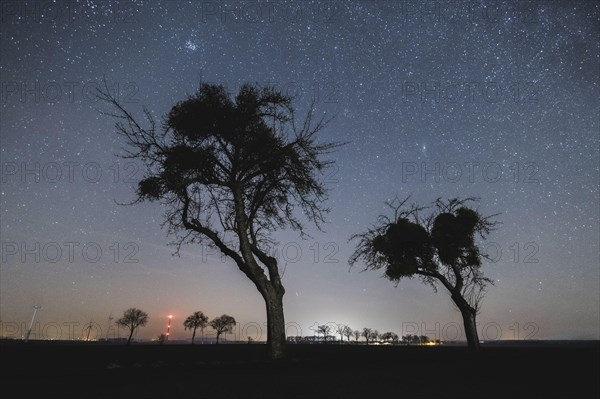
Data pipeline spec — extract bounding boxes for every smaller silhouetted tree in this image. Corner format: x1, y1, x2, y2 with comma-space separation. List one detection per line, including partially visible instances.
402, 334, 421, 345
115, 308, 149, 344
209, 314, 236, 344
353, 330, 361, 342
381, 332, 399, 344
342, 325, 353, 342
350, 197, 498, 351
335, 324, 347, 343
183, 311, 209, 344
369, 329, 380, 344
362, 328, 373, 345
317, 325, 331, 343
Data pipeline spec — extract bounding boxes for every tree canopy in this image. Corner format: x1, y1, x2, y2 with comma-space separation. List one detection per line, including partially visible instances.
115, 307, 149, 344
98, 81, 340, 360
350, 197, 498, 350
209, 314, 237, 343
183, 311, 209, 344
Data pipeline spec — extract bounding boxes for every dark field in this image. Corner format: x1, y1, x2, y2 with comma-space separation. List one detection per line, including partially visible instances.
1, 341, 598, 398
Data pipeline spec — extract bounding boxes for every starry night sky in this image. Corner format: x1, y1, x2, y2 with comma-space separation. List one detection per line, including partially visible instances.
1, 1, 598, 342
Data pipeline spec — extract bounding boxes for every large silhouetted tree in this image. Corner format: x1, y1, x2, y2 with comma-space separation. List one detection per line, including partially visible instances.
350, 197, 498, 351
183, 311, 209, 344
209, 314, 236, 343
115, 308, 149, 344
98, 82, 339, 360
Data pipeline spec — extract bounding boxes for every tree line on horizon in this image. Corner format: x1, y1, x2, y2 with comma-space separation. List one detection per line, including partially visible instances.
115, 308, 236, 345
98, 78, 500, 359
114, 307, 439, 346
289, 325, 440, 346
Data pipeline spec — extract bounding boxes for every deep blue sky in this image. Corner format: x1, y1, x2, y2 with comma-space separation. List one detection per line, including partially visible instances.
1, 1, 598, 342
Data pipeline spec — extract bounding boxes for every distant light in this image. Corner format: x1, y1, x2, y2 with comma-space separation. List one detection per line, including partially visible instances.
168, 315, 173, 319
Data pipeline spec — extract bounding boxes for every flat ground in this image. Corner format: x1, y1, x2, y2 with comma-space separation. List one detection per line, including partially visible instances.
1, 341, 598, 398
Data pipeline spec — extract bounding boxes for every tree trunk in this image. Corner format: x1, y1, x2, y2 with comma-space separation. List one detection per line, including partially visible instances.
231, 187, 287, 361
127, 329, 134, 345
191, 328, 196, 344
264, 291, 287, 360
216, 333, 220, 344
452, 294, 480, 351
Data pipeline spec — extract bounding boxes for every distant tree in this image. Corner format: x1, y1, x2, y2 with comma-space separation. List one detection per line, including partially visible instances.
157, 333, 167, 344
342, 325, 353, 342
402, 335, 411, 345
353, 330, 361, 342
183, 311, 209, 344
98, 81, 340, 360
350, 197, 498, 351
335, 324, 346, 343
362, 328, 373, 345
209, 314, 236, 344
317, 325, 331, 343
369, 329, 380, 344
115, 308, 149, 344
419, 335, 430, 344
381, 332, 399, 344
402, 334, 421, 345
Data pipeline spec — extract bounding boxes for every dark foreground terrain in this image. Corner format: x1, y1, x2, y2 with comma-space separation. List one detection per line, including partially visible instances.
1, 340, 598, 398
